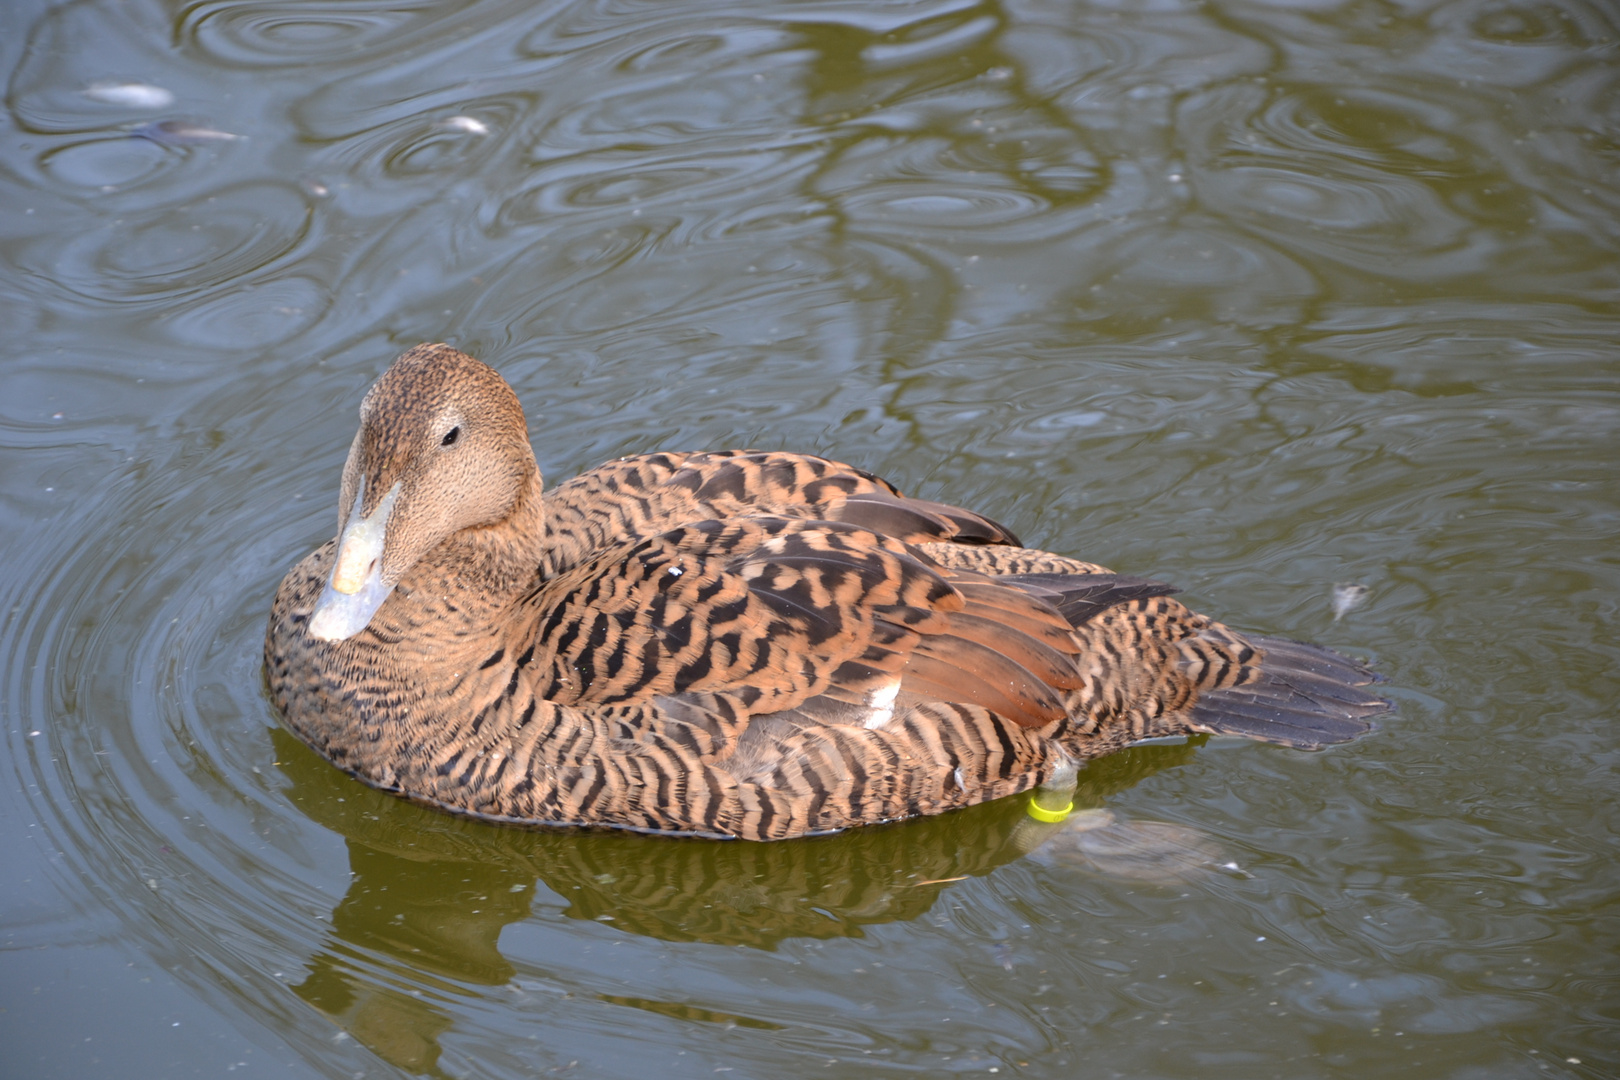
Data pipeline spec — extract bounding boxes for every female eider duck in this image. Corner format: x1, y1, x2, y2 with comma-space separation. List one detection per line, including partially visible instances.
267, 344, 1390, 840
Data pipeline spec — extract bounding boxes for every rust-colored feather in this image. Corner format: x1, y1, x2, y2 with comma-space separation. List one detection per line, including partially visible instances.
900, 639, 1069, 728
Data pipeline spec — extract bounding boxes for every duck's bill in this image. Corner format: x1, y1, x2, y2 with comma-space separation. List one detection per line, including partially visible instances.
308, 481, 401, 641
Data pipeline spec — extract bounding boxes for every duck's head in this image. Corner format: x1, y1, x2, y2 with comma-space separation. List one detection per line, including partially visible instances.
308, 344, 539, 642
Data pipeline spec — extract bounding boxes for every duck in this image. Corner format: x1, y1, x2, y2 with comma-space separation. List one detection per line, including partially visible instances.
266, 343, 1391, 840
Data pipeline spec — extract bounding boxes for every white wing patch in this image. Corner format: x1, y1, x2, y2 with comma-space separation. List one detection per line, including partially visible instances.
862, 680, 901, 729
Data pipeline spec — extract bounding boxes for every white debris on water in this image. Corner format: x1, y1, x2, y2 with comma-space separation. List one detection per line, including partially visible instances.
131, 120, 242, 145
84, 81, 174, 108
439, 115, 490, 134
1332, 582, 1370, 621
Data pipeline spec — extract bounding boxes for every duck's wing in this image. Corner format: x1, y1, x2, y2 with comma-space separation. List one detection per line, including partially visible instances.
516, 514, 1082, 733
540, 451, 1022, 577
464, 512, 1103, 837
908, 543, 1389, 751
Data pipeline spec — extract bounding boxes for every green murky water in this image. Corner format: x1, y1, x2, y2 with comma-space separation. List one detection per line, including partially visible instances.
2, 0, 1616, 1076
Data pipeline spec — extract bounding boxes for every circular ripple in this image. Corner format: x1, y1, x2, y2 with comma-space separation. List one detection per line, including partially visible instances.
38, 135, 180, 191
382, 122, 499, 178
820, 135, 1092, 244
1, 377, 355, 1063
1449, 0, 1607, 47
0, 363, 1213, 1071
1187, 85, 1485, 275
494, 147, 806, 232
19, 181, 310, 305
1255, 86, 1476, 178
162, 274, 327, 348
300, 99, 524, 196
178, 0, 427, 66
848, 184, 1046, 229
1202, 161, 1457, 243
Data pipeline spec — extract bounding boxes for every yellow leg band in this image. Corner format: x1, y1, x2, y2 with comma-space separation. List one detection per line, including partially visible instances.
1026, 797, 1074, 824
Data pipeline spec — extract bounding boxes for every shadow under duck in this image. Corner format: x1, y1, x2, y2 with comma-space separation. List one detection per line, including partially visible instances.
266, 344, 1391, 840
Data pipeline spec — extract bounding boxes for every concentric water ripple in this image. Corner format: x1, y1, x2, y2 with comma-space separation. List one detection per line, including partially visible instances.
2, 379, 346, 1062
307, 106, 519, 194
36, 135, 182, 192
0, 367, 1239, 1073
177, 0, 443, 67
494, 146, 813, 231
15, 181, 310, 306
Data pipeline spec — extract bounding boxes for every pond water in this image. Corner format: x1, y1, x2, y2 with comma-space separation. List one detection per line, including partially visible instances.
2, 0, 1616, 1076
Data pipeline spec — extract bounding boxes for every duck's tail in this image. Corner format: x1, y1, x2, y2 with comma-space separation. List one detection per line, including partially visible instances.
995, 569, 1393, 751
1184, 635, 1390, 749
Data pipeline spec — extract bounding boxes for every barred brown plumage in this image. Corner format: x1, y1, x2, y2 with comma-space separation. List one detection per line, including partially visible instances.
266, 343, 1393, 840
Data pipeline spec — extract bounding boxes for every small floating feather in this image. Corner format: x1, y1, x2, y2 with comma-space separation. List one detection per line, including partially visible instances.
131, 120, 243, 146
84, 81, 174, 109
1332, 583, 1370, 621
438, 115, 490, 135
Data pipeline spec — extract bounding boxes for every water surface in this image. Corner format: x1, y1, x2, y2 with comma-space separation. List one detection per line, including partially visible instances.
2, 0, 1617, 1077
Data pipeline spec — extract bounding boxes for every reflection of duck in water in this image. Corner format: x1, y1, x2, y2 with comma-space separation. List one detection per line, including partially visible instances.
277, 723, 1223, 1073
278, 718, 1244, 1075
273, 726, 1211, 953
267, 344, 1390, 840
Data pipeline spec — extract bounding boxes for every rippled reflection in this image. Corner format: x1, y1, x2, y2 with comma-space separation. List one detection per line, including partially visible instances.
275, 727, 1212, 1070
38, 135, 179, 190
178, 0, 447, 67
15, 180, 309, 308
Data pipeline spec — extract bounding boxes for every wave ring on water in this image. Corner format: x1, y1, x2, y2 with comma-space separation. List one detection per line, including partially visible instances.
177, 0, 428, 67
15, 180, 313, 306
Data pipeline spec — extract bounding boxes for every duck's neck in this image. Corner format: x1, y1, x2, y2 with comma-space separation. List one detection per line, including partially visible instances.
408, 470, 548, 617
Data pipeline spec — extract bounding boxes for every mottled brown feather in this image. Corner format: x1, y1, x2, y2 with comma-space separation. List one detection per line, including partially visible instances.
266, 345, 1393, 840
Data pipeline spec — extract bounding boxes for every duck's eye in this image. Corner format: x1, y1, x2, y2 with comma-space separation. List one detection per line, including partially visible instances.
441, 426, 461, 447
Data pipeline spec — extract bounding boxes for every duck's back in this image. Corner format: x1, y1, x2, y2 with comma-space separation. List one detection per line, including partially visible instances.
537, 449, 1026, 575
